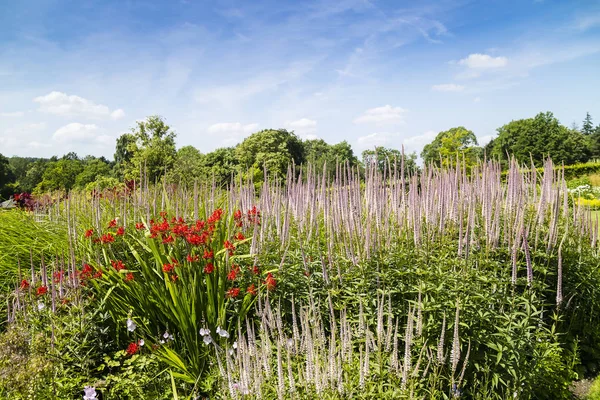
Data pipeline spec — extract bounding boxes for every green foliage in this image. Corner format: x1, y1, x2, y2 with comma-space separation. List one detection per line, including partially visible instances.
304, 139, 358, 177
75, 158, 112, 189
165, 146, 205, 188
489, 112, 591, 167
362, 146, 419, 176
0, 153, 16, 200
235, 129, 305, 180
122, 116, 177, 183
35, 154, 84, 193
199, 147, 239, 186
421, 126, 482, 168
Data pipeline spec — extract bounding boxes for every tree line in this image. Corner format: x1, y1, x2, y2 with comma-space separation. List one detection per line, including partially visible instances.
1, 111, 599, 199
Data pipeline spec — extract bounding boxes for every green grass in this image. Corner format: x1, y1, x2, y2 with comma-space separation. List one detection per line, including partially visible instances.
587, 376, 600, 399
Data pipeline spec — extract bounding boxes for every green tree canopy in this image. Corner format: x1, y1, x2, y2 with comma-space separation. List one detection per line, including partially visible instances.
165, 145, 205, 188
200, 147, 239, 186
362, 147, 418, 177
121, 116, 177, 182
75, 158, 112, 189
0, 153, 16, 200
36, 154, 84, 193
421, 127, 481, 168
488, 112, 591, 166
303, 139, 358, 176
235, 129, 305, 180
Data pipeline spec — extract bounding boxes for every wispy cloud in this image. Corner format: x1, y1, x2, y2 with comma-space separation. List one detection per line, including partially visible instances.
34, 91, 125, 120
53, 122, 100, 142
0, 111, 25, 117
353, 105, 406, 124
432, 83, 465, 92
458, 53, 508, 69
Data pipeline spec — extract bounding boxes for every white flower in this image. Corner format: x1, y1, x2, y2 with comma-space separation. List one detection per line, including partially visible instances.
228, 348, 234, 356
233, 341, 238, 349
138, 339, 145, 346
37, 302, 45, 311
83, 386, 97, 400
203, 334, 213, 345
126, 318, 136, 332
199, 328, 210, 336
159, 339, 165, 344
169, 334, 174, 341
163, 331, 170, 339
216, 326, 229, 338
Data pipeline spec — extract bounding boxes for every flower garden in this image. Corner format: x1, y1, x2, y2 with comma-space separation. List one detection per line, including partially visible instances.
1, 158, 600, 399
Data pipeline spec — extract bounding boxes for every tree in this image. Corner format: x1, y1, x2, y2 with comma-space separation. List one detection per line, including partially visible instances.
122, 116, 177, 183
200, 147, 239, 186
303, 139, 358, 177
0, 153, 16, 200
75, 158, 112, 189
165, 146, 205, 188
489, 112, 591, 166
361, 147, 418, 177
421, 127, 481, 168
582, 112, 594, 136
36, 154, 84, 192
114, 133, 136, 179
235, 129, 305, 180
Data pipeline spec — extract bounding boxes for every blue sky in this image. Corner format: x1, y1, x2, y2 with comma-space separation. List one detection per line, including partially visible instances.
1, 0, 599, 160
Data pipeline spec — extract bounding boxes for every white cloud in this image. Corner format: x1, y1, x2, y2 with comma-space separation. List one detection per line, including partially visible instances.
1, 111, 25, 117
207, 122, 260, 145
110, 109, 126, 120
286, 118, 317, 138
353, 105, 406, 124
477, 134, 494, 146
431, 83, 465, 92
402, 130, 438, 154
356, 132, 399, 150
458, 54, 508, 69
95, 135, 115, 146
34, 91, 124, 120
27, 141, 51, 148
53, 123, 99, 142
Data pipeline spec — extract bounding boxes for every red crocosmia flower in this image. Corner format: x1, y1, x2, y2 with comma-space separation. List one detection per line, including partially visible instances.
19, 279, 30, 290
84, 229, 94, 238
226, 287, 240, 298
135, 222, 145, 230
265, 273, 277, 291
234, 232, 245, 241
171, 274, 179, 282
227, 265, 240, 281
234, 209, 242, 220
108, 219, 117, 228
162, 263, 174, 273
207, 208, 223, 225
224, 240, 235, 255
162, 235, 174, 244
53, 270, 64, 283
79, 264, 93, 280
100, 234, 115, 244
93, 270, 103, 279
111, 260, 126, 272
160, 211, 167, 219
203, 263, 214, 274
251, 265, 260, 275
149, 232, 158, 239
186, 233, 204, 246
126, 342, 140, 356
186, 254, 199, 262
116, 226, 125, 236
36, 286, 48, 296
247, 284, 257, 296
203, 249, 213, 259
125, 273, 134, 281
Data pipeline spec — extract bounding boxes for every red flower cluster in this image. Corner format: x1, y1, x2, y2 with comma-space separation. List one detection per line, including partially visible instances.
135, 222, 145, 230
234, 232, 245, 241
85, 229, 94, 238
19, 279, 30, 290
224, 240, 235, 256
251, 265, 260, 275
125, 272, 135, 282
108, 219, 117, 228
186, 254, 199, 262
126, 342, 140, 356
265, 273, 277, 291
111, 260, 126, 271
116, 226, 125, 236
227, 265, 240, 281
79, 264, 93, 280
247, 284, 257, 296
53, 270, 65, 283
162, 263, 175, 273
203, 263, 214, 274
226, 287, 240, 298
203, 250, 213, 259
100, 233, 115, 244
36, 286, 48, 296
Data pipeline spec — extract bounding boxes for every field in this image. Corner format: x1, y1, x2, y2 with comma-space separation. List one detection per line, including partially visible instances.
1, 158, 600, 399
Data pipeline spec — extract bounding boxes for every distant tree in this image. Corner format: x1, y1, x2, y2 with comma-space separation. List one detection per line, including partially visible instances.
582, 112, 594, 135
165, 145, 205, 187
75, 158, 112, 189
20, 159, 49, 193
235, 129, 305, 180
0, 153, 16, 200
36, 155, 84, 192
200, 147, 239, 186
114, 133, 136, 179
362, 147, 418, 177
303, 139, 358, 176
489, 112, 591, 166
421, 127, 481, 169
122, 116, 177, 183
